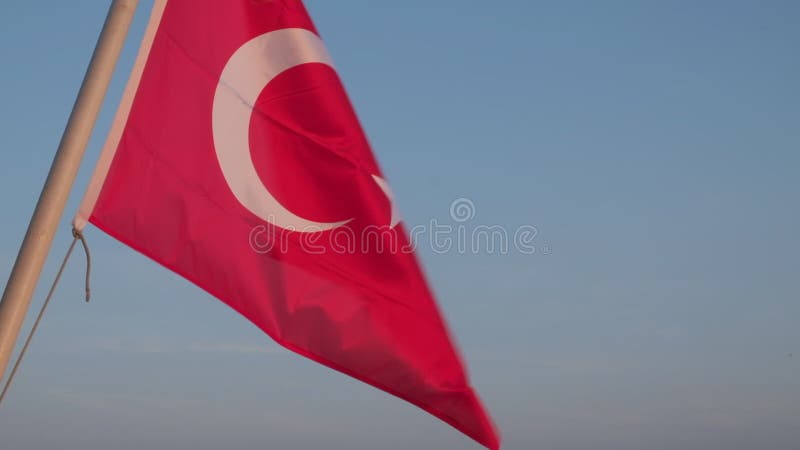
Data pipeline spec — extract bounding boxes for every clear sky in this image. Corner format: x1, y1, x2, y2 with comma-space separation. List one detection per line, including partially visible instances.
0, 1, 798, 449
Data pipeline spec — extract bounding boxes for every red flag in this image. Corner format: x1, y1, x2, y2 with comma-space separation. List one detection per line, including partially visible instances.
75, 1, 499, 448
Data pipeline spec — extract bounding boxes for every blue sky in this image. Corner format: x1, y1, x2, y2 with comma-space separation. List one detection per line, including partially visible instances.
0, 1, 798, 449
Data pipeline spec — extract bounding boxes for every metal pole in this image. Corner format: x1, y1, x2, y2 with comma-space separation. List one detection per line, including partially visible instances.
0, 0, 139, 383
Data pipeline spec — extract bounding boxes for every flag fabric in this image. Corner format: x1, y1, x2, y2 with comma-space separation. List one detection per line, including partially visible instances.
74, 1, 499, 448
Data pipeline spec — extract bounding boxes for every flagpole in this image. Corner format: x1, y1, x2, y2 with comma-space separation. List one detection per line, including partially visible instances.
0, 0, 139, 384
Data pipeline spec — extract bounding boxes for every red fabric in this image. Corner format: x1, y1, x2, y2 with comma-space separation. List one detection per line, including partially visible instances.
87, 1, 498, 448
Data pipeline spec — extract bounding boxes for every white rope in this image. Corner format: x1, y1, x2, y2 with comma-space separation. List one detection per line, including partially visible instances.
0, 228, 91, 406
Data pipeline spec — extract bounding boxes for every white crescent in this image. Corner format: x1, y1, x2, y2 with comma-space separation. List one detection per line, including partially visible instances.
212, 28, 366, 231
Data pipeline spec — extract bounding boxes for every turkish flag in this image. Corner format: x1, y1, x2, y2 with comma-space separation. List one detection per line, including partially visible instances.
74, 1, 499, 448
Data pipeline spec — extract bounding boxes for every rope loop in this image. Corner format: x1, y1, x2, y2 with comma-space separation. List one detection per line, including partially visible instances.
72, 228, 92, 302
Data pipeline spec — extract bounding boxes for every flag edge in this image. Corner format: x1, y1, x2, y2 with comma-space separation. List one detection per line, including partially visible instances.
73, 0, 169, 231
